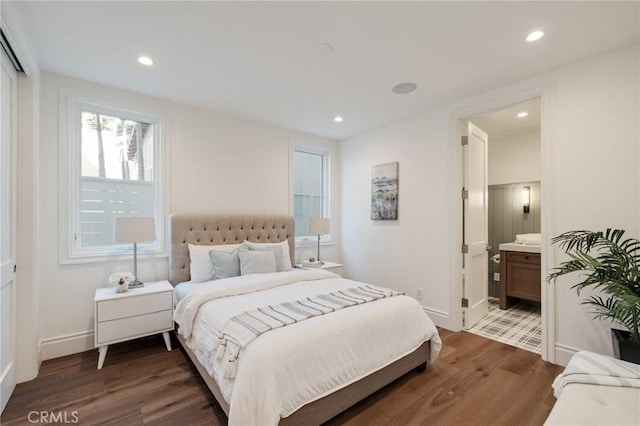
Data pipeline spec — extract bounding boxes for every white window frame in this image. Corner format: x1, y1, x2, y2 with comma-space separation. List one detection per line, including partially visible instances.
59, 88, 168, 264
290, 141, 333, 246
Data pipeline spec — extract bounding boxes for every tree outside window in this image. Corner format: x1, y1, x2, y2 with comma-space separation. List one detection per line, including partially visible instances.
79, 111, 155, 248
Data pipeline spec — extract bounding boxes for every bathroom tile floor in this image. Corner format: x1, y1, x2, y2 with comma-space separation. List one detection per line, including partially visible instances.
467, 297, 542, 354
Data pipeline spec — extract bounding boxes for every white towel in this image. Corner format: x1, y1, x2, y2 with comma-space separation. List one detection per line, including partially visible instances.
515, 233, 541, 245
552, 351, 640, 398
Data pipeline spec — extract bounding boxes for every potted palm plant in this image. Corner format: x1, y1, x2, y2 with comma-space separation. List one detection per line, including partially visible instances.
549, 229, 640, 364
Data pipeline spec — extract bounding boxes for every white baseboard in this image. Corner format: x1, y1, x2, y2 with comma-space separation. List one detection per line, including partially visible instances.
554, 343, 581, 367
40, 331, 94, 361
423, 306, 450, 329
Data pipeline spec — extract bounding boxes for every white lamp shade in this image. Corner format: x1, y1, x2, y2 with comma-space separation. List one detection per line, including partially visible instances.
308, 218, 330, 235
522, 186, 531, 205
115, 217, 156, 244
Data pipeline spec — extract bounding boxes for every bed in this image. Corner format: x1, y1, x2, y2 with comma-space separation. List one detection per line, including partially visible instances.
169, 214, 441, 425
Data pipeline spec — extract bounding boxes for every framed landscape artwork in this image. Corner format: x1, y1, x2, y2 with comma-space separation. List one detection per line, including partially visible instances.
371, 161, 398, 220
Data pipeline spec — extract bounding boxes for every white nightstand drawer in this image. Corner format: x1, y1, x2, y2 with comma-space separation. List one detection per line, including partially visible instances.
296, 261, 343, 277
98, 291, 172, 322
97, 309, 173, 345
94, 281, 174, 369
325, 266, 343, 276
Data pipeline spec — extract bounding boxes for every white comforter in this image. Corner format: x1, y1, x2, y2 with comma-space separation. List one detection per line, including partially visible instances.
174, 269, 441, 426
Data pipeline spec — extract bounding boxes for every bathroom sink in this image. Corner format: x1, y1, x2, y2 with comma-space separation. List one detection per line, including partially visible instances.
499, 242, 541, 253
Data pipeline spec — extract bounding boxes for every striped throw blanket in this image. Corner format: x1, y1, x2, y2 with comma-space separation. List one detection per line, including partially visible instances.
213, 284, 402, 378
552, 350, 640, 397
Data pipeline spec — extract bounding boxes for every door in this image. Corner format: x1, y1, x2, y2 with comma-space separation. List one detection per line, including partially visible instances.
0, 49, 17, 413
462, 121, 489, 329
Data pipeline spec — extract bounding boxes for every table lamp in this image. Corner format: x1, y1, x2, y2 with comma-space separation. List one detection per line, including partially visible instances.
115, 217, 156, 288
308, 218, 330, 264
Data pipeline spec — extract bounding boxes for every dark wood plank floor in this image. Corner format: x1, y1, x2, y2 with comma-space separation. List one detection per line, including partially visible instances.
1, 329, 563, 425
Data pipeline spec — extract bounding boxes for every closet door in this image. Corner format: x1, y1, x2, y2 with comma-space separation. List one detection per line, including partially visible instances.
0, 48, 17, 413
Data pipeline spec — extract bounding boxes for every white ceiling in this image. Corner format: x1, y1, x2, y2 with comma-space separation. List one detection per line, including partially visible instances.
471, 98, 541, 136
6, 1, 639, 140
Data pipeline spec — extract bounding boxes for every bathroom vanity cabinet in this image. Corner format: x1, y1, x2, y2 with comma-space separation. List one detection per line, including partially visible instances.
499, 249, 541, 309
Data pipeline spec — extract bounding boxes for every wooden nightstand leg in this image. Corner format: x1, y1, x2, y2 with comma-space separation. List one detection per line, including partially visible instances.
162, 332, 172, 351
97, 346, 108, 370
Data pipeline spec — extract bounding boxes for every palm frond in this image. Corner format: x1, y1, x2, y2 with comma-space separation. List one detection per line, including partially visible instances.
550, 228, 640, 342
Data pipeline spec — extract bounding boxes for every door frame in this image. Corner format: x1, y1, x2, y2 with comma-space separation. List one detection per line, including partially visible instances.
0, 47, 18, 413
449, 83, 555, 363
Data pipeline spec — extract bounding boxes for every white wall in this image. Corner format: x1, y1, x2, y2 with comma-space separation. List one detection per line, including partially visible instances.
488, 128, 541, 185
340, 108, 453, 325
549, 45, 638, 363
19, 71, 340, 365
340, 45, 639, 364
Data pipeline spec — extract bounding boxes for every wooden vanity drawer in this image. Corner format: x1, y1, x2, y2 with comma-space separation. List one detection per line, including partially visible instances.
506, 252, 540, 264
500, 250, 542, 309
506, 263, 541, 302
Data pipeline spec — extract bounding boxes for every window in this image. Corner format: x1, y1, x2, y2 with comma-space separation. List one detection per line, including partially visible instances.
62, 91, 165, 262
292, 147, 330, 239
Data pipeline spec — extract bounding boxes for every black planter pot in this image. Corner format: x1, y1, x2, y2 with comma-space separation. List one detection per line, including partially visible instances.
611, 329, 640, 364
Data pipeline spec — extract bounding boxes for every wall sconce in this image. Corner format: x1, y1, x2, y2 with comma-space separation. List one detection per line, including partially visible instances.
522, 186, 530, 213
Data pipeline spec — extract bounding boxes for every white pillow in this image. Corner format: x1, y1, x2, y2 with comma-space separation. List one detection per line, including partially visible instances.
188, 242, 245, 283
239, 250, 277, 275
248, 245, 291, 272
245, 240, 293, 271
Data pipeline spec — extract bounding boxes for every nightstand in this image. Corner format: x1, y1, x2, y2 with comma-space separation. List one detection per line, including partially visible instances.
94, 280, 174, 369
296, 261, 343, 277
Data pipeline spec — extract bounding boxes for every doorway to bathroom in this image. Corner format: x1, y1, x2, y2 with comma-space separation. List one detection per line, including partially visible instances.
462, 98, 543, 354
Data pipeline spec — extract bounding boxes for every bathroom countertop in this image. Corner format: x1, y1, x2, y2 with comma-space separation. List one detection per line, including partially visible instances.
499, 242, 541, 253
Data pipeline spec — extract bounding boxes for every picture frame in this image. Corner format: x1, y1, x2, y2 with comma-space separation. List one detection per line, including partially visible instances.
371, 161, 399, 220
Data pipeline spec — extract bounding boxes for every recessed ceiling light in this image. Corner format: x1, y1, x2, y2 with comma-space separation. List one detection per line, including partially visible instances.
334, 116, 343, 123
526, 31, 544, 42
138, 56, 153, 66
517, 111, 529, 118
315, 43, 333, 55
392, 82, 417, 94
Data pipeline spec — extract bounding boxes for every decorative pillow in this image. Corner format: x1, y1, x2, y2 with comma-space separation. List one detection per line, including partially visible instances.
238, 250, 277, 276
247, 244, 291, 272
209, 244, 247, 280
245, 240, 293, 271
188, 242, 245, 282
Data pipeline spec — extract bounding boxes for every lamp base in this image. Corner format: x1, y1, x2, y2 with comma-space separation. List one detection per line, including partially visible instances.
128, 278, 144, 289
316, 234, 323, 267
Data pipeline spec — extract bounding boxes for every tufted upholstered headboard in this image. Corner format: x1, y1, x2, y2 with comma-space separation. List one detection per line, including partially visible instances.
168, 214, 295, 286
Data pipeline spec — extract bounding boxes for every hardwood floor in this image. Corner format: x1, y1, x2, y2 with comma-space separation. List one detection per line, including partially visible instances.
1, 329, 563, 425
